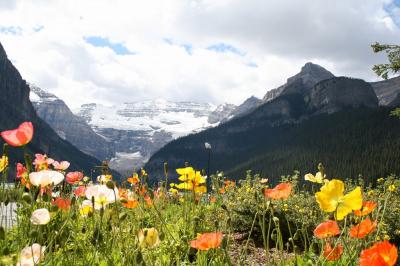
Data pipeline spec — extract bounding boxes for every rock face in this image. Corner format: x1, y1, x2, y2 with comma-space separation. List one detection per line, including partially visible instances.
30, 85, 114, 160
370, 76, 400, 106
307, 77, 379, 114
0, 42, 102, 178
144, 63, 380, 181
262, 62, 335, 102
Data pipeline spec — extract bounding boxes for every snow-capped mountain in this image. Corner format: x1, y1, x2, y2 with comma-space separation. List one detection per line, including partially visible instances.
73, 99, 233, 174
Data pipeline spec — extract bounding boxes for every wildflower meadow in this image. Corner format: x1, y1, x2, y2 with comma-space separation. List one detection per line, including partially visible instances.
0, 121, 399, 265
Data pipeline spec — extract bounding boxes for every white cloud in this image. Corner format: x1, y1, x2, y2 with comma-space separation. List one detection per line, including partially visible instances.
0, 0, 398, 109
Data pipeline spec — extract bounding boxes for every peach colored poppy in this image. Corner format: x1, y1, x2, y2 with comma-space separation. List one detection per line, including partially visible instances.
350, 218, 376, 239
74, 186, 86, 197
359, 240, 398, 266
264, 183, 292, 200
354, 201, 377, 216
1, 122, 33, 147
66, 171, 84, 185
190, 232, 223, 251
314, 220, 340, 239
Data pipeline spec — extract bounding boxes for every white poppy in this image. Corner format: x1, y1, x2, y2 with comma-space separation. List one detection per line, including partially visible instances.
17, 243, 45, 266
29, 170, 64, 187
85, 184, 119, 209
30, 208, 51, 225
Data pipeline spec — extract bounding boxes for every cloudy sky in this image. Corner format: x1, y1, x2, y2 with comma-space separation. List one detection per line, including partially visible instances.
0, 0, 399, 109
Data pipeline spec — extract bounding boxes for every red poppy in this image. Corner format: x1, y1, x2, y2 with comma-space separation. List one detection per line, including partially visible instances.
16, 163, 30, 189
360, 240, 398, 266
1, 122, 33, 147
52, 197, 71, 211
350, 218, 376, 239
74, 186, 86, 197
323, 243, 343, 261
190, 232, 223, 251
354, 201, 377, 216
66, 171, 84, 185
264, 183, 292, 200
123, 199, 139, 209
314, 220, 340, 239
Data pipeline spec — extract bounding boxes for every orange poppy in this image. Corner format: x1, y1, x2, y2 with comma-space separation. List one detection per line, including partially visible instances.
1, 122, 34, 147
323, 243, 343, 261
354, 201, 377, 216
52, 197, 71, 211
314, 220, 340, 239
139, 186, 147, 196
350, 218, 376, 238
127, 174, 139, 185
190, 232, 223, 251
218, 187, 226, 194
224, 180, 235, 188
359, 240, 398, 266
210, 196, 217, 203
144, 195, 152, 207
264, 183, 292, 200
123, 199, 139, 209
118, 188, 128, 199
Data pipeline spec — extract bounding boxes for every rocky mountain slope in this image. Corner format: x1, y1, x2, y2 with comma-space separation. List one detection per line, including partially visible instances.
0, 42, 103, 179
262, 62, 335, 102
144, 63, 390, 183
371, 76, 400, 106
30, 85, 114, 160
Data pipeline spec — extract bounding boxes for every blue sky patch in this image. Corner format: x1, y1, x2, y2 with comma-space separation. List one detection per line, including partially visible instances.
384, 1, 400, 27
84, 36, 135, 55
0, 26, 22, 35
33, 25, 44, 32
207, 43, 245, 56
163, 38, 193, 55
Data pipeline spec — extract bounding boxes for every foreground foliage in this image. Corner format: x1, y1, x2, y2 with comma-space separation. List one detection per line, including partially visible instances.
0, 122, 399, 265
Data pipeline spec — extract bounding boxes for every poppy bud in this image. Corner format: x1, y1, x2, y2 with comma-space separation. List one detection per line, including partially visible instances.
22, 193, 32, 203
106, 181, 115, 190
163, 162, 168, 177
0, 227, 4, 240
119, 212, 128, 221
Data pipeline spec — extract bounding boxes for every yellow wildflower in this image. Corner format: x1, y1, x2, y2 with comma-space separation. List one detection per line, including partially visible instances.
388, 184, 396, 192
138, 228, 160, 248
315, 179, 362, 220
169, 188, 178, 194
377, 177, 385, 183
304, 172, 325, 183
0, 155, 8, 172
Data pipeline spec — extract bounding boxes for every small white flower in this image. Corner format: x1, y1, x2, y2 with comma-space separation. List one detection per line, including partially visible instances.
30, 208, 50, 225
205, 142, 212, 149
29, 170, 64, 187
18, 243, 45, 266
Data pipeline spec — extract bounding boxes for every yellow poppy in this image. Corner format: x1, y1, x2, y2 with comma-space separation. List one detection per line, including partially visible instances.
0, 155, 8, 172
177, 167, 195, 181
304, 172, 324, 183
138, 228, 160, 248
315, 179, 362, 220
